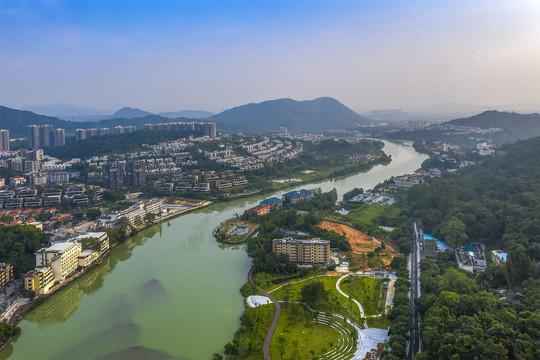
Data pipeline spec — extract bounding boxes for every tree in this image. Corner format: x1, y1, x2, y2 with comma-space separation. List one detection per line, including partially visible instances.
436, 217, 468, 247
144, 212, 156, 224
117, 217, 130, 233
507, 246, 531, 284
86, 208, 102, 221
301, 282, 329, 309
278, 336, 287, 358
212, 354, 223, 360
80, 236, 101, 252
27, 290, 36, 301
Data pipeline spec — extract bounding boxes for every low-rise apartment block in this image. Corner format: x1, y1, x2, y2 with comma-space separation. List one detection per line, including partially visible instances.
456, 243, 486, 273
75, 232, 110, 255
0, 263, 13, 290
35, 242, 82, 281
272, 237, 331, 266
24, 266, 54, 294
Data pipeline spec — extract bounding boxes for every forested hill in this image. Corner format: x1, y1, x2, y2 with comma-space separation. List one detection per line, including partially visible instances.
447, 110, 540, 141
210, 97, 374, 132
406, 135, 540, 360
46, 129, 196, 160
407, 134, 540, 262
0, 106, 70, 137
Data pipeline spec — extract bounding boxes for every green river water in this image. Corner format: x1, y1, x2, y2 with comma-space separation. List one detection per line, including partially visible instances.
0, 141, 427, 360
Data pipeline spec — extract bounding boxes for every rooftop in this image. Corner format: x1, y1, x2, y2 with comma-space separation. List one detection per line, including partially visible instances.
76, 232, 107, 240
47, 242, 77, 252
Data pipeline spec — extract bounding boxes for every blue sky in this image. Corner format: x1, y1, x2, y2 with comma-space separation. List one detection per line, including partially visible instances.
1, 0, 540, 113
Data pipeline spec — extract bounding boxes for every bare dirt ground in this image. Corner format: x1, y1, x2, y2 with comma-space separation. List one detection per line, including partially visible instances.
316, 220, 400, 263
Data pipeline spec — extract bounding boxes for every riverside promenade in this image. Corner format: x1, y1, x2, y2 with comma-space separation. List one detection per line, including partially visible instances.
248, 267, 281, 360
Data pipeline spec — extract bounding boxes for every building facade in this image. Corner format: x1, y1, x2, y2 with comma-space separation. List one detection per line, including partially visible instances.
272, 238, 331, 265
35, 242, 82, 281
0, 130, 10, 151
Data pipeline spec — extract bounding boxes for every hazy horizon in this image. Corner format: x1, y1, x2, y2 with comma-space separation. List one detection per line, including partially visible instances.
1, 0, 540, 114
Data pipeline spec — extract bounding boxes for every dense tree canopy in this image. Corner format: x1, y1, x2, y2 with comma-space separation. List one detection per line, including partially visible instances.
0, 226, 50, 275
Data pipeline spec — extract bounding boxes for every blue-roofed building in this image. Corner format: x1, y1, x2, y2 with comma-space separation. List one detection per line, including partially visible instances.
424, 234, 453, 251
260, 197, 283, 209
282, 189, 314, 204
491, 250, 507, 265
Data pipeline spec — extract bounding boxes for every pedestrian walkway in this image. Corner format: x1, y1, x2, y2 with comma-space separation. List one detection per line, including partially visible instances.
336, 274, 368, 328
248, 267, 281, 360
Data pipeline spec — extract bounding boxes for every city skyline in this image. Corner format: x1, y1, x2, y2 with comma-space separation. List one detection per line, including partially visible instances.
1, 0, 540, 113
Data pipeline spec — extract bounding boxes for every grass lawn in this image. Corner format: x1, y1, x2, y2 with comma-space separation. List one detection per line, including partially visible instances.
268, 276, 363, 324
347, 203, 400, 222
270, 303, 342, 359
340, 276, 386, 316
367, 315, 391, 329
230, 303, 275, 360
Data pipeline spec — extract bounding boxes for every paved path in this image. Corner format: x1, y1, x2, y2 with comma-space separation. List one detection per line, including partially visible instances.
248, 267, 281, 360
336, 274, 368, 328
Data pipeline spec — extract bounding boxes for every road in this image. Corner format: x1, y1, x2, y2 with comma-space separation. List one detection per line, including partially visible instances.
409, 220, 421, 359
248, 267, 281, 360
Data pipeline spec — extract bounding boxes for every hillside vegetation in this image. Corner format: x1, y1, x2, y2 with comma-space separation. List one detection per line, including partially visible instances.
211, 97, 374, 132
402, 136, 540, 360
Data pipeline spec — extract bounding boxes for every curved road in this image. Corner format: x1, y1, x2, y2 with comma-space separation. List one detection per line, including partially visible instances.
248, 267, 281, 360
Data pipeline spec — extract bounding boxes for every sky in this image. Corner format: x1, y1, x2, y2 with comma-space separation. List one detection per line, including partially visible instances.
1, 0, 540, 114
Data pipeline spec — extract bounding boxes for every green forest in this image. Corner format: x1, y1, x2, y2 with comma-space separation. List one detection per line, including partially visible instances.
402, 135, 540, 359
0, 226, 50, 276
46, 129, 198, 160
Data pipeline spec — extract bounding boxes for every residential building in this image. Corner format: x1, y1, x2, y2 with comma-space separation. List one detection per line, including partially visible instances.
28, 125, 40, 148
26, 149, 44, 162
492, 250, 507, 265
0, 130, 9, 151
24, 266, 54, 294
422, 238, 438, 261
35, 242, 82, 281
39, 124, 52, 147
260, 197, 283, 209
46, 172, 70, 183
455, 243, 487, 273
272, 238, 331, 265
76, 129, 87, 141
103, 162, 125, 189
193, 182, 210, 192
246, 204, 272, 216
75, 232, 109, 255
52, 128, 66, 146
9, 176, 26, 187
282, 189, 314, 204
126, 160, 146, 187
0, 263, 13, 290
78, 250, 99, 268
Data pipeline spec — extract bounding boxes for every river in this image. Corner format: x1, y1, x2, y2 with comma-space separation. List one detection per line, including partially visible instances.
0, 141, 427, 360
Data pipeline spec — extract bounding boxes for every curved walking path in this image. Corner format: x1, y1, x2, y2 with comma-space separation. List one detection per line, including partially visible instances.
248, 267, 281, 360
336, 274, 368, 329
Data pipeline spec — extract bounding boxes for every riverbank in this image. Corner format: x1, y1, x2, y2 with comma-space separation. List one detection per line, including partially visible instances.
1, 199, 214, 348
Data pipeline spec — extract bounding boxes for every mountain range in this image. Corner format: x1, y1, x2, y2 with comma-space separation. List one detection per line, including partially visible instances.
446, 110, 540, 141
1, 97, 373, 137
21, 104, 215, 122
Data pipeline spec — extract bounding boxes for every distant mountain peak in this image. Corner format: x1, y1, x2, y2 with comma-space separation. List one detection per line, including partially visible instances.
210, 97, 374, 133
109, 107, 154, 119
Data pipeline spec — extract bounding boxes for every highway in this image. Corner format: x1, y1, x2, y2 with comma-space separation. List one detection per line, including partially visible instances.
409, 220, 420, 359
